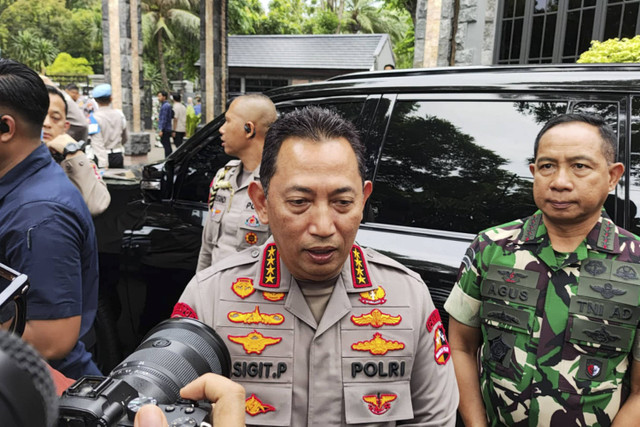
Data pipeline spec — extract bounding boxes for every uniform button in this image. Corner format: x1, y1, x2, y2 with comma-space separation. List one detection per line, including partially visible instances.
251, 250, 260, 258
79, 161, 84, 166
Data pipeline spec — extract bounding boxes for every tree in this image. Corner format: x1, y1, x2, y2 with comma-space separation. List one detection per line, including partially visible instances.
142, 0, 200, 90
6, 29, 58, 73
578, 36, 640, 63
0, 0, 71, 51
228, 0, 265, 35
47, 52, 94, 75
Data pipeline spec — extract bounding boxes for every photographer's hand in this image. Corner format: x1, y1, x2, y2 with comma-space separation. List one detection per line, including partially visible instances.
133, 373, 246, 427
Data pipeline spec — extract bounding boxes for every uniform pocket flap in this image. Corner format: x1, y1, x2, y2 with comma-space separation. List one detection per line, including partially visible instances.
344, 382, 413, 424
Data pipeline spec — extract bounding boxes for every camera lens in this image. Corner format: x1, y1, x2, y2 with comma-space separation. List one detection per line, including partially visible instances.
109, 317, 231, 403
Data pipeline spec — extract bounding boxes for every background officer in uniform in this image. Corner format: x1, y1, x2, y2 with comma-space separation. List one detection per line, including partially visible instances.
91, 83, 128, 169
446, 113, 640, 426
196, 94, 277, 272
173, 106, 459, 426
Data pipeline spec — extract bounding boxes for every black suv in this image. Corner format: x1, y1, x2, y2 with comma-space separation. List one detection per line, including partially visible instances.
117, 64, 640, 353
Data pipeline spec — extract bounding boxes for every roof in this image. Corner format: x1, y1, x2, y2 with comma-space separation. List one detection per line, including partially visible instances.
228, 34, 390, 71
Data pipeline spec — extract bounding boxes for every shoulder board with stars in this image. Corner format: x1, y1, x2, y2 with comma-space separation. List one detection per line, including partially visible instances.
260, 243, 281, 288
350, 245, 372, 288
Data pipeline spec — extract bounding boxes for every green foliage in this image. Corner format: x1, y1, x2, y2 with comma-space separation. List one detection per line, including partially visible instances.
5, 29, 58, 73
47, 52, 93, 75
228, 0, 265, 35
304, 9, 340, 34
577, 36, 640, 63
260, 0, 306, 34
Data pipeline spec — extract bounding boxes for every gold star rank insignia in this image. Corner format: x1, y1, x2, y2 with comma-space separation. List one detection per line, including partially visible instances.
228, 330, 282, 354
351, 309, 402, 328
245, 394, 276, 416
350, 245, 372, 288
260, 243, 281, 288
227, 306, 285, 325
351, 332, 405, 355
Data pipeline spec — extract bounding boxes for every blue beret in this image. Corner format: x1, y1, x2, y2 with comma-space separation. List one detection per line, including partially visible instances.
92, 83, 112, 98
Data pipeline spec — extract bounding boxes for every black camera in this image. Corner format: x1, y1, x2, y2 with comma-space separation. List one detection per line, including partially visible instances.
58, 317, 231, 427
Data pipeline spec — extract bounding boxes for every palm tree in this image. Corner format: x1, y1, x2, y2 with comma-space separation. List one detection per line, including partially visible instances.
7, 29, 58, 73
142, 0, 200, 90
344, 0, 407, 42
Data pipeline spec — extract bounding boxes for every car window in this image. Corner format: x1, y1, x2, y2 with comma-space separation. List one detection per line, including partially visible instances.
370, 100, 568, 234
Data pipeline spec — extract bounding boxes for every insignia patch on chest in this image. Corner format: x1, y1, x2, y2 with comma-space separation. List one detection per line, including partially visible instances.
228, 330, 282, 354
488, 334, 511, 363
584, 260, 607, 276
227, 306, 285, 325
590, 282, 626, 299
245, 231, 259, 245
351, 309, 401, 328
586, 359, 602, 378
497, 269, 528, 284
351, 332, 405, 355
359, 287, 387, 305
614, 265, 638, 281
362, 393, 397, 415
263, 291, 285, 302
260, 244, 280, 288
245, 394, 276, 416
231, 277, 255, 299
584, 326, 621, 344
433, 325, 451, 365
245, 215, 261, 227
426, 309, 442, 332
350, 245, 372, 288
170, 302, 198, 319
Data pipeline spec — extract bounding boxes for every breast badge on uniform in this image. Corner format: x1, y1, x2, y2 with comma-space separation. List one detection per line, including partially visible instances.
584, 260, 607, 277
228, 330, 282, 354
363, 393, 397, 415
245, 215, 261, 227
350, 245, 373, 288
227, 306, 285, 325
351, 309, 401, 328
260, 244, 281, 288
245, 232, 259, 245
359, 287, 387, 305
351, 332, 405, 355
263, 291, 285, 301
232, 277, 256, 299
590, 282, 627, 299
614, 265, 638, 281
586, 359, 602, 378
245, 394, 276, 416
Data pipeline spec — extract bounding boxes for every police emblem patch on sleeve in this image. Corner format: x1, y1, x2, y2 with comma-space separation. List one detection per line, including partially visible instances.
363, 393, 397, 415
245, 394, 276, 416
170, 302, 198, 319
433, 325, 451, 365
426, 309, 442, 332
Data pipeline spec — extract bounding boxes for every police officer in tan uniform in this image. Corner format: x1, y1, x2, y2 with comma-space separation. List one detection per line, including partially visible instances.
174, 107, 459, 426
197, 94, 277, 272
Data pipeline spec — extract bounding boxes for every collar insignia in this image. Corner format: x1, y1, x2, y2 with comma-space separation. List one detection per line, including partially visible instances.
260, 244, 280, 288
359, 286, 387, 305
228, 330, 282, 354
351, 309, 401, 328
245, 394, 276, 416
351, 332, 405, 355
245, 215, 261, 227
363, 393, 397, 415
350, 245, 372, 288
231, 278, 255, 299
263, 291, 285, 302
227, 306, 285, 325
497, 269, 527, 283
245, 231, 259, 245
433, 325, 451, 365
590, 282, 626, 299
584, 260, 607, 276
614, 265, 638, 281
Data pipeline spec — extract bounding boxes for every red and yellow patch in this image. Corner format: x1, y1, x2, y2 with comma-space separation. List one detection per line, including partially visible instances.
351, 309, 401, 328
227, 306, 285, 325
245, 231, 259, 245
363, 393, 397, 415
245, 394, 276, 416
434, 325, 451, 365
260, 244, 280, 288
350, 245, 372, 288
358, 286, 387, 305
263, 291, 285, 302
228, 330, 282, 354
351, 332, 405, 355
170, 302, 198, 319
426, 309, 441, 332
231, 277, 255, 299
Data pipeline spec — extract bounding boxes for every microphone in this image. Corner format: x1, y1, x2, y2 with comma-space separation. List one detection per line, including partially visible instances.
0, 330, 58, 427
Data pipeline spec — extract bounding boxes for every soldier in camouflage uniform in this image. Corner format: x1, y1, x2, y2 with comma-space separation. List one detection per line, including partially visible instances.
445, 113, 640, 426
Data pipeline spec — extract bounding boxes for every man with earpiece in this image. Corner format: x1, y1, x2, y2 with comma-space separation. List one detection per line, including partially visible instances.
194, 94, 277, 273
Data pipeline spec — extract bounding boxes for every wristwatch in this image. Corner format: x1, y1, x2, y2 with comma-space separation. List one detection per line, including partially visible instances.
62, 141, 83, 158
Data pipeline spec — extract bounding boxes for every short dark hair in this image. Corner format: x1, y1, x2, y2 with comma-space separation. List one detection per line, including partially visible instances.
94, 96, 110, 105
260, 106, 366, 196
172, 92, 181, 102
158, 90, 168, 98
65, 83, 79, 91
534, 113, 617, 163
0, 59, 48, 137
46, 85, 67, 117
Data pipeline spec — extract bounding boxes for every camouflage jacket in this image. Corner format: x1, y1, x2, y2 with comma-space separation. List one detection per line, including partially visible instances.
445, 209, 640, 427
